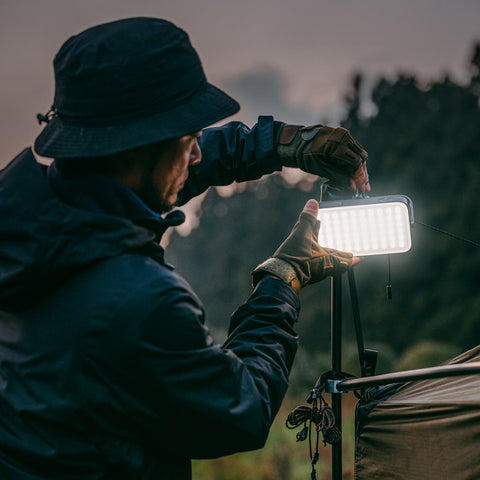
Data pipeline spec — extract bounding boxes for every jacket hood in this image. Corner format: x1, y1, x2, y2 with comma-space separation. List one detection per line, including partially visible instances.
0, 149, 182, 311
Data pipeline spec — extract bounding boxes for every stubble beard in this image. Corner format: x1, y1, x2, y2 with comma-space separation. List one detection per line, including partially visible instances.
138, 181, 173, 214
135, 153, 175, 215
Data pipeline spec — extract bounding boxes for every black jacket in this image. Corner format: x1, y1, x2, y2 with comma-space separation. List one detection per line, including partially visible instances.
0, 117, 300, 479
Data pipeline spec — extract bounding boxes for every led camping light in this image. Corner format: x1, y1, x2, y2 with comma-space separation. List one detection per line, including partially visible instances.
317, 195, 414, 256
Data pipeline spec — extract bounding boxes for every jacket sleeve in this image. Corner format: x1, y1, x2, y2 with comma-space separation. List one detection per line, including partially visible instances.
177, 116, 285, 205
131, 274, 299, 460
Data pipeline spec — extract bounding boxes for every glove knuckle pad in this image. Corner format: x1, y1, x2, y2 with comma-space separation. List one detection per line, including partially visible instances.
279, 125, 301, 145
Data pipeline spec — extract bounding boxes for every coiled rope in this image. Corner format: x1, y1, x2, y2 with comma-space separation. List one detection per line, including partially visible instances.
286, 391, 341, 479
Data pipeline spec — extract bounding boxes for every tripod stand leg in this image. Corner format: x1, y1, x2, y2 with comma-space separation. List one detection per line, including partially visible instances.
331, 275, 342, 480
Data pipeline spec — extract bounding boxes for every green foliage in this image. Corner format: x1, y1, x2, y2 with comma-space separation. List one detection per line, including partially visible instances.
340, 48, 480, 353
168, 45, 480, 355
394, 340, 462, 371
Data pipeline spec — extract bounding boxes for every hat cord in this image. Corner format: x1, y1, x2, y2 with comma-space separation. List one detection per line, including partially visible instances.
36, 107, 57, 125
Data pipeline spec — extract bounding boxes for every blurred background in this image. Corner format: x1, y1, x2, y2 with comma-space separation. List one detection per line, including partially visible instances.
2, 1, 479, 478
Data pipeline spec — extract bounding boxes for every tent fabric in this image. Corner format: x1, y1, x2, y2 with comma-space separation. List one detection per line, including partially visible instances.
355, 346, 480, 480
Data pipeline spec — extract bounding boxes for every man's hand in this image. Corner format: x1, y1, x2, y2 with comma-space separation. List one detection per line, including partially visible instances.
252, 200, 361, 294
277, 124, 370, 193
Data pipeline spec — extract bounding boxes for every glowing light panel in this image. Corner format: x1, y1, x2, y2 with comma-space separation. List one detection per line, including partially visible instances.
317, 196, 413, 256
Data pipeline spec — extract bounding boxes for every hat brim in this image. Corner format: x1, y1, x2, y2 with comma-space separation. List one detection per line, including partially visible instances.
34, 83, 240, 158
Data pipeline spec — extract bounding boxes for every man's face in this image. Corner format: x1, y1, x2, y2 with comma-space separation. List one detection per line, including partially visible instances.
139, 132, 202, 213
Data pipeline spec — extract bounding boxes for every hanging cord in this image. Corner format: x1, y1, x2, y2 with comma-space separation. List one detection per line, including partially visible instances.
415, 220, 480, 248
386, 220, 479, 299
286, 390, 341, 479
386, 255, 392, 300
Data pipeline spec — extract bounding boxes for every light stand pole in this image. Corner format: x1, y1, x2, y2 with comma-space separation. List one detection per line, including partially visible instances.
331, 275, 343, 480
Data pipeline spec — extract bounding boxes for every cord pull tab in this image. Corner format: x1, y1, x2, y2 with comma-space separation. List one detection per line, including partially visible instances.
36, 107, 56, 125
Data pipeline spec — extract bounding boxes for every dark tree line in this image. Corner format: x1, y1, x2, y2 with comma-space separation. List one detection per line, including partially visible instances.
167, 43, 480, 372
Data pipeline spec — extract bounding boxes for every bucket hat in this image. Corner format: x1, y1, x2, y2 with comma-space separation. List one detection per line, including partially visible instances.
34, 17, 240, 159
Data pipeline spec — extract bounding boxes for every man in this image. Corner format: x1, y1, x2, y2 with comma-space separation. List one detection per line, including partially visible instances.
0, 17, 367, 479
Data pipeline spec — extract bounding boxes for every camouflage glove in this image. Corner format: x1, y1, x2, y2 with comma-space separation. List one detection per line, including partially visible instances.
252, 200, 354, 293
277, 124, 368, 187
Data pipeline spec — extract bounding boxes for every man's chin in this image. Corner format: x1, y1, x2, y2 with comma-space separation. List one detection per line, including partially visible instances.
149, 199, 174, 215
137, 185, 175, 215
159, 204, 174, 214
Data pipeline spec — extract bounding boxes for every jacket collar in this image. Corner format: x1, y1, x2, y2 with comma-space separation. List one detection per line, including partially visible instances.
47, 159, 185, 240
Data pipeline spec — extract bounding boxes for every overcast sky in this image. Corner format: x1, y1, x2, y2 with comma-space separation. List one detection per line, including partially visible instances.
1, 0, 479, 164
